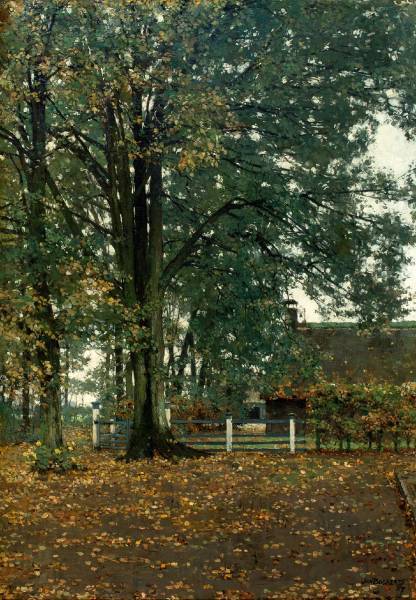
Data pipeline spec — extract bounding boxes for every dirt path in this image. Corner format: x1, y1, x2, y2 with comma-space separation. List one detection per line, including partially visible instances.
0, 441, 414, 599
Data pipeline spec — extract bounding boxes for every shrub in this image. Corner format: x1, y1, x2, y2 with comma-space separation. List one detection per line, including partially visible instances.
307, 382, 416, 450
170, 396, 224, 433
24, 441, 77, 472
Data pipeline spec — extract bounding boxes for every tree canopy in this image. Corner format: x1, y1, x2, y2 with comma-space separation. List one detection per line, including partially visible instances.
1, 0, 416, 457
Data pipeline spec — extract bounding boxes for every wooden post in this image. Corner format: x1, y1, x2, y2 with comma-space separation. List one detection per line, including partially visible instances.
226, 414, 233, 452
165, 400, 171, 428
289, 413, 295, 454
259, 404, 266, 420
110, 419, 116, 449
92, 401, 101, 449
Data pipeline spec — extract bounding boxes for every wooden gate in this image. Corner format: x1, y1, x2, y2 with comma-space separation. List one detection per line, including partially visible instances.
95, 419, 131, 450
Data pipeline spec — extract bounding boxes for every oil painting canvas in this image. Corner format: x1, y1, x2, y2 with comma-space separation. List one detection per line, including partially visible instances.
1, 1, 416, 598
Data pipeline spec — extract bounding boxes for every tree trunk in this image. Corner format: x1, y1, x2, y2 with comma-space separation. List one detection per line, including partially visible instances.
27, 63, 63, 450
125, 357, 133, 408
175, 311, 197, 395
37, 333, 62, 449
114, 336, 124, 409
22, 349, 31, 432
126, 161, 171, 458
63, 342, 70, 407
198, 356, 208, 390
166, 342, 175, 398
98, 92, 204, 460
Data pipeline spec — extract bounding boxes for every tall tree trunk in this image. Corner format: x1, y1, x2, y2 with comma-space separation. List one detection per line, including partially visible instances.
63, 342, 70, 407
127, 160, 171, 458
125, 358, 133, 407
166, 343, 175, 398
22, 349, 31, 432
115, 344, 124, 409
175, 311, 198, 395
198, 356, 208, 391
100, 92, 203, 459
27, 62, 62, 450
37, 331, 62, 449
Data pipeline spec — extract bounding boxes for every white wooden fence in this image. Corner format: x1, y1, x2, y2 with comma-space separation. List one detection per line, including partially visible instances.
91, 401, 304, 453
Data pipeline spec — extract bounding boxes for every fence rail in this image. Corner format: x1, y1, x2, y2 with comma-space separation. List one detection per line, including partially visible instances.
91, 402, 304, 453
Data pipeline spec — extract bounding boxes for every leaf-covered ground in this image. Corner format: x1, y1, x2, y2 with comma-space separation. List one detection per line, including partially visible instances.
0, 433, 415, 599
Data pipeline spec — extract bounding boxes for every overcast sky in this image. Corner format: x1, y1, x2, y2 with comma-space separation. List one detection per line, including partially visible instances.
295, 122, 416, 322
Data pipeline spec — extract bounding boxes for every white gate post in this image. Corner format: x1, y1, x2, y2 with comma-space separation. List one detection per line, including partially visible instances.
92, 401, 101, 449
226, 414, 233, 452
289, 413, 296, 454
165, 400, 171, 428
110, 419, 116, 448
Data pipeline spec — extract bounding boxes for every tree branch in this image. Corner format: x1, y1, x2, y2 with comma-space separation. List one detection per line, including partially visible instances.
161, 199, 245, 288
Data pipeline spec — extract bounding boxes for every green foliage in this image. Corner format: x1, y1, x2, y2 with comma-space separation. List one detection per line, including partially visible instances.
24, 440, 77, 473
62, 405, 91, 429
2, 0, 416, 451
308, 383, 416, 449
0, 402, 20, 444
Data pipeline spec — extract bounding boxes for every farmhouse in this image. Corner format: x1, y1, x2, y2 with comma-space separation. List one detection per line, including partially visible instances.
265, 311, 416, 425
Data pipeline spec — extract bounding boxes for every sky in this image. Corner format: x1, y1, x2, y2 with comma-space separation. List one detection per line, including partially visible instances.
294, 122, 416, 322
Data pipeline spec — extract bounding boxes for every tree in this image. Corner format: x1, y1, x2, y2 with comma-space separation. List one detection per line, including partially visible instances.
2, 0, 415, 458
0, 1, 121, 448
164, 239, 321, 412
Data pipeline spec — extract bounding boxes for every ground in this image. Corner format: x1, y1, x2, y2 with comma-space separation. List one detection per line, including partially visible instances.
0, 431, 415, 599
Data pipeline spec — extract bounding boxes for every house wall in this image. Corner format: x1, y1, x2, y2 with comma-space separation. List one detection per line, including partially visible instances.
264, 326, 416, 429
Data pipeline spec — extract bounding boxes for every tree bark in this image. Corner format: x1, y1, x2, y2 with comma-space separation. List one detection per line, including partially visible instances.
125, 357, 133, 406
27, 61, 62, 450
198, 356, 208, 390
63, 342, 70, 407
126, 160, 171, 458
22, 349, 31, 432
126, 159, 204, 459
115, 344, 124, 408
189, 332, 196, 386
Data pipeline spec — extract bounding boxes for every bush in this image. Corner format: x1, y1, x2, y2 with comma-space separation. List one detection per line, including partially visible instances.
307, 382, 416, 450
24, 441, 77, 472
170, 396, 223, 433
